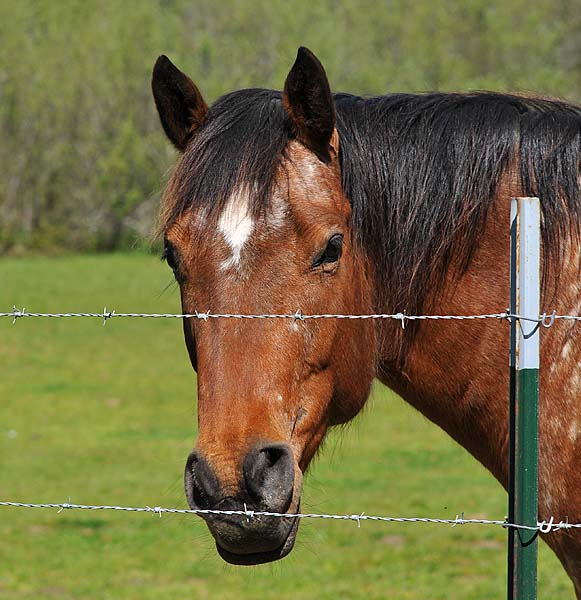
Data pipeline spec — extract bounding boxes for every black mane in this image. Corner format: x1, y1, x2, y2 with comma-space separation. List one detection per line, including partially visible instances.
164, 88, 581, 314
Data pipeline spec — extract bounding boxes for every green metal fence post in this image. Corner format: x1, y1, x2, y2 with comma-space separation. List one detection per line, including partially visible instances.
508, 197, 540, 599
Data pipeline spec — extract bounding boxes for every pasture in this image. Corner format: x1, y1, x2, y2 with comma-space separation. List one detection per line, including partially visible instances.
0, 253, 572, 599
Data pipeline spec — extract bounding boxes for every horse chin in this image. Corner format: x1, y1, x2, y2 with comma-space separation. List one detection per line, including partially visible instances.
215, 514, 300, 566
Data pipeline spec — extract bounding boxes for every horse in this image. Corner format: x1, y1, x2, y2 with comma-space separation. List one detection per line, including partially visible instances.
151, 47, 581, 594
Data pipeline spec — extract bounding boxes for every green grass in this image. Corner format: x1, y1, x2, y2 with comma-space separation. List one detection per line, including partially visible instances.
0, 254, 573, 599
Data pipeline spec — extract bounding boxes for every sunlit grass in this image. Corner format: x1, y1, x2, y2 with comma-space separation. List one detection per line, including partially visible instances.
0, 254, 573, 599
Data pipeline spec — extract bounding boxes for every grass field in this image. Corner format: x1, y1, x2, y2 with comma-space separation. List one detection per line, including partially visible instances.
0, 254, 573, 599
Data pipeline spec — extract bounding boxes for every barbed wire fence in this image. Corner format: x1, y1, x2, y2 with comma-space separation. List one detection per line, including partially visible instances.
0, 304, 578, 535
1, 198, 571, 599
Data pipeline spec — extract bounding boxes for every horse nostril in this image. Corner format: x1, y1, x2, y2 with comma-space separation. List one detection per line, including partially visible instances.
243, 443, 294, 512
262, 446, 286, 468
184, 451, 220, 510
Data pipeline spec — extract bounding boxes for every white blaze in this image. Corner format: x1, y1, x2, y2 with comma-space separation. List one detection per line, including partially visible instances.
218, 188, 254, 269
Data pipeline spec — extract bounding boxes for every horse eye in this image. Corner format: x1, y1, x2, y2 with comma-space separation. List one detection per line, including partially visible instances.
161, 242, 178, 273
313, 234, 343, 268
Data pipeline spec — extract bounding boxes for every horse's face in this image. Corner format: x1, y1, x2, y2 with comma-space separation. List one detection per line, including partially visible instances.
153, 48, 375, 564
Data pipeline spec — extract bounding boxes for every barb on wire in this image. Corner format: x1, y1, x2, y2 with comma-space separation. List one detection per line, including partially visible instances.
102, 307, 115, 326
12, 306, 25, 324
0, 500, 578, 533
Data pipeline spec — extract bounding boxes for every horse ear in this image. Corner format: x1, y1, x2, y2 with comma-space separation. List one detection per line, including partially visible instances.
152, 55, 208, 152
283, 47, 336, 162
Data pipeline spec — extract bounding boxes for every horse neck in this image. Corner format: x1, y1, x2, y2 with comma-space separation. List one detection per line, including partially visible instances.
374, 191, 512, 486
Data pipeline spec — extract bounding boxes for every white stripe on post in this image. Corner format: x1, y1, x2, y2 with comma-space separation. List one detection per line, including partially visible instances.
516, 197, 541, 370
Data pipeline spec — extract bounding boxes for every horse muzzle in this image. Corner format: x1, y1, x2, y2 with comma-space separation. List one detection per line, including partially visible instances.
184, 443, 301, 564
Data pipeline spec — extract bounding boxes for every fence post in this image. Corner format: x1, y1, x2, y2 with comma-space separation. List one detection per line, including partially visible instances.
508, 197, 540, 599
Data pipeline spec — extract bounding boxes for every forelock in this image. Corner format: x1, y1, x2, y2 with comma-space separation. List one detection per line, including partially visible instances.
161, 88, 292, 232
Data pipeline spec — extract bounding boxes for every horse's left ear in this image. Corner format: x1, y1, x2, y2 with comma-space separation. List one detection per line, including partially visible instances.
283, 47, 337, 162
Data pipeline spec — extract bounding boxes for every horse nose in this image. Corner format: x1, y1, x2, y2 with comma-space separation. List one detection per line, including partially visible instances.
184, 443, 295, 513
184, 451, 221, 510
243, 443, 294, 513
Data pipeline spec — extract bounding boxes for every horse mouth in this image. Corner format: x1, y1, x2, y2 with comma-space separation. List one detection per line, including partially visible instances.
215, 514, 300, 565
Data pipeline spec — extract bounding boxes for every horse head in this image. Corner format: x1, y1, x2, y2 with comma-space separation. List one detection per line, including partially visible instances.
152, 48, 375, 564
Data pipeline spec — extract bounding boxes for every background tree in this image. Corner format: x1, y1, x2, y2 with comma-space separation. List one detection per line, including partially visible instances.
0, 0, 579, 253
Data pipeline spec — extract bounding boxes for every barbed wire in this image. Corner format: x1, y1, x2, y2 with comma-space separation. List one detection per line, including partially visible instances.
1, 306, 572, 537
0, 500, 575, 533
0, 306, 571, 327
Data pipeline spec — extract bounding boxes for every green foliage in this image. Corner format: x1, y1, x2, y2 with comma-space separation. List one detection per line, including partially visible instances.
0, 253, 574, 598
0, 0, 580, 252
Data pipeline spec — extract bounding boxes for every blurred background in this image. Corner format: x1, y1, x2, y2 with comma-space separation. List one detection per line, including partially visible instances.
1, 2, 580, 598
0, 0, 579, 254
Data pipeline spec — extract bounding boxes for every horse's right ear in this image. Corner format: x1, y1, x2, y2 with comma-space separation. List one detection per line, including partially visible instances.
152, 55, 208, 152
